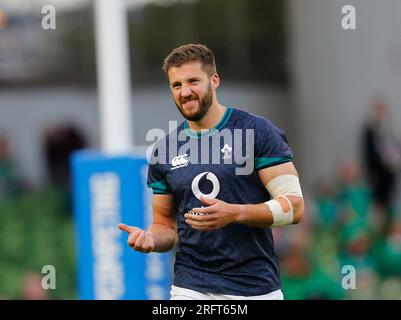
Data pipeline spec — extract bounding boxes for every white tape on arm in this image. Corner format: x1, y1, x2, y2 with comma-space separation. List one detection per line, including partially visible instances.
265, 198, 294, 227
264, 174, 303, 227
266, 174, 303, 198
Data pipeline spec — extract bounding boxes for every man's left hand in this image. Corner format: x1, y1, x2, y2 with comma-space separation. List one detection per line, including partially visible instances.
184, 196, 237, 231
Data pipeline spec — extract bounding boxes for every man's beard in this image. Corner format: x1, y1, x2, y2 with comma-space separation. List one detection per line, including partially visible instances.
175, 84, 213, 122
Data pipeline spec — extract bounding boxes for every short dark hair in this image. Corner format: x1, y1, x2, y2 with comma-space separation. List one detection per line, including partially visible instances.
162, 44, 217, 76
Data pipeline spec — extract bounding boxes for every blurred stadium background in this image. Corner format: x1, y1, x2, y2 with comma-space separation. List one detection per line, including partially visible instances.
0, 0, 401, 299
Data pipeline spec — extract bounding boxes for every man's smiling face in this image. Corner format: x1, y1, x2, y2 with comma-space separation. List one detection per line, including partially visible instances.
168, 61, 216, 122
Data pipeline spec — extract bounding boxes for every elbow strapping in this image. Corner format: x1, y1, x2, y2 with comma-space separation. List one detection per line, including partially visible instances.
292, 198, 305, 224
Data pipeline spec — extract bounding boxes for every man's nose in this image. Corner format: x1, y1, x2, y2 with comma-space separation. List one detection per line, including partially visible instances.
180, 84, 192, 97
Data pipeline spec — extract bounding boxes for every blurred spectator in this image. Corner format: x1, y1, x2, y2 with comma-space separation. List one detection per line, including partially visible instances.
333, 160, 380, 298
362, 98, 401, 225
338, 220, 379, 299
313, 178, 338, 229
0, 134, 19, 198
336, 159, 374, 231
371, 219, 401, 278
43, 123, 87, 188
43, 123, 87, 214
281, 236, 344, 300
19, 273, 49, 300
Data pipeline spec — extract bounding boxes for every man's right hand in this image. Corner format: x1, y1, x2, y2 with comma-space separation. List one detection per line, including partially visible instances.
118, 223, 155, 253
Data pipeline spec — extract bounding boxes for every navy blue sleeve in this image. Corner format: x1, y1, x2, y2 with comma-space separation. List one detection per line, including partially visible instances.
254, 117, 293, 171
147, 141, 172, 195
147, 164, 172, 195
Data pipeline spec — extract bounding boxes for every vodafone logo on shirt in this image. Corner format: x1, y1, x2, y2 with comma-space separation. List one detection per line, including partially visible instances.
191, 172, 220, 200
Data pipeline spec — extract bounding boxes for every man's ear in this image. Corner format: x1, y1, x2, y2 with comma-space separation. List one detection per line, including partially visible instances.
210, 73, 220, 90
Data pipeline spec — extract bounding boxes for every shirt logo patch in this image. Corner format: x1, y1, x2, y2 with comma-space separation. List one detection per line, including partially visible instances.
191, 172, 220, 200
221, 144, 232, 160
171, 154, 189, 170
